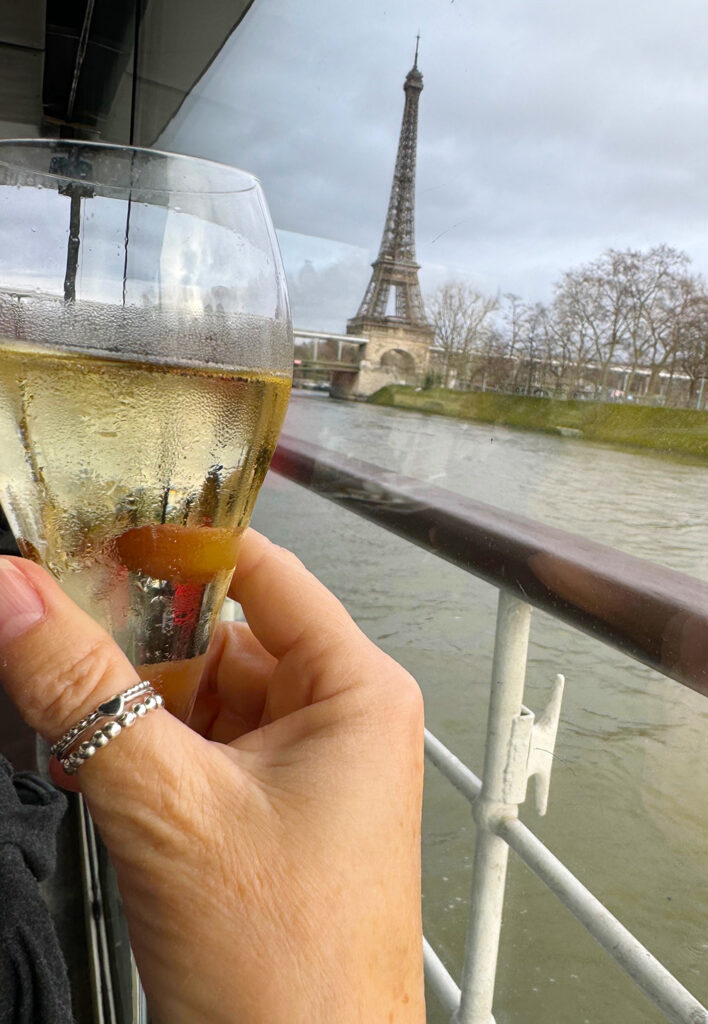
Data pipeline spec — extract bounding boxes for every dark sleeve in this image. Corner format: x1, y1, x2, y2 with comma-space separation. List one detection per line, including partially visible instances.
0, 758, 74, 1024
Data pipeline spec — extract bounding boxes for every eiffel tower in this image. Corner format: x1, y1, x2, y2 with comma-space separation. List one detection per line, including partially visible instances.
348, 40, 432, 348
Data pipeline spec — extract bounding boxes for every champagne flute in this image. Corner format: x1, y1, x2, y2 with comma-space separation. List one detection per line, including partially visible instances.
0, 140, 292, 721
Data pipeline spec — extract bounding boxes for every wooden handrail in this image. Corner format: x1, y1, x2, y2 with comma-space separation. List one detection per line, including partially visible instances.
271, 434, 708, 698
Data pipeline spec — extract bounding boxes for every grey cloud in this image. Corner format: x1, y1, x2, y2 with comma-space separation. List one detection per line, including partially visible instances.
158, 0, 708, 323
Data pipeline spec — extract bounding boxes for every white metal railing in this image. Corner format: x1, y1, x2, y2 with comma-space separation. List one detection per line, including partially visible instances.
422, 590, 707, 1024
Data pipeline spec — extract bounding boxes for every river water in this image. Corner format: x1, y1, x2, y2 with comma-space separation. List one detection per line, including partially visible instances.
251, 392, 707, 1024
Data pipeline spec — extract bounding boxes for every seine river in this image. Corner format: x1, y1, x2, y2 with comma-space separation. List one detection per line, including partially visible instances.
251, 392, 707, 1024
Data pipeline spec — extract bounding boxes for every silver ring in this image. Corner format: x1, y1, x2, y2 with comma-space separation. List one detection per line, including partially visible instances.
50, 681, 165, 775
50, 680, 153, 759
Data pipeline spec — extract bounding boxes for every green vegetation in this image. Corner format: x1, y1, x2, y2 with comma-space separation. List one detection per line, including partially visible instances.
367, 386, 708, 461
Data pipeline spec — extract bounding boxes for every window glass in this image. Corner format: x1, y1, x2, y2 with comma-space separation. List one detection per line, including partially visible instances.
0, 3, 706, 1022
156, 5, 708, 1022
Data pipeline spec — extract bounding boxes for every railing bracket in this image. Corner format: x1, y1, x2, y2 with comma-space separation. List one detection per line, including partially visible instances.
504, 673, 565, 815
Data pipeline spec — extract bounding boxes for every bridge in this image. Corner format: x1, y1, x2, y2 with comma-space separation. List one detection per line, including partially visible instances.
293, 329, 366, 374
293, 327, 433, 397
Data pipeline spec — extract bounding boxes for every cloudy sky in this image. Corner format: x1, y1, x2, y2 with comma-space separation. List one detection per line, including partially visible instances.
158, 0, 708, 332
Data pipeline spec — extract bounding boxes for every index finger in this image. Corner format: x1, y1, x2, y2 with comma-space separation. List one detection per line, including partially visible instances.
228, 529, 362, 660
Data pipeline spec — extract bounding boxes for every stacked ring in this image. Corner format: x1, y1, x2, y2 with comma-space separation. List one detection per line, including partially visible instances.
50, 681, 165, 775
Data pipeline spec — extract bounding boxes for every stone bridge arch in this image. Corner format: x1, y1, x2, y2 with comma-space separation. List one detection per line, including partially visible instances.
329, 324, 434, 398
380, 347, 417, 384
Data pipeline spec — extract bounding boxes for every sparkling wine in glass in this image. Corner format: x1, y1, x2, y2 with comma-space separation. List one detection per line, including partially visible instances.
0, 140, 292, 721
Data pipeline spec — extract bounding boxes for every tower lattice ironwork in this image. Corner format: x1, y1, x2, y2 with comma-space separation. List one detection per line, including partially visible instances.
348, 42, 429, 331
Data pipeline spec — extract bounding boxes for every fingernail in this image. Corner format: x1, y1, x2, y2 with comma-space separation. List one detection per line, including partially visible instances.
0, 560, 46, 643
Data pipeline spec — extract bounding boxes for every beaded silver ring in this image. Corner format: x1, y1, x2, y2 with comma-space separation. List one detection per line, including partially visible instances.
50, 682, 165, 775
49, 679, 153, 760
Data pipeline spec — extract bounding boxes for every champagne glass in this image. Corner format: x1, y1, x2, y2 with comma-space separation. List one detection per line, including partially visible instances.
0, 140, 292, 721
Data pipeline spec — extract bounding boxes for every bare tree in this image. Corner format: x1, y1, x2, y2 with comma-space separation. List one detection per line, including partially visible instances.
637, 251, 698, 396
675, 286, 708, 404
428, 282, 499, 386
430, 247, 708, 406
549, 245, 703, 399
498, 293, 532, 391
552, 250, 637, 395
497, 295, 581, 396
528, 303, 566, 395
605, 246, 693, 396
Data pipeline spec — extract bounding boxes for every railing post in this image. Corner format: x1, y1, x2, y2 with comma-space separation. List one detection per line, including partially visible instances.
454, 589, 532, 1024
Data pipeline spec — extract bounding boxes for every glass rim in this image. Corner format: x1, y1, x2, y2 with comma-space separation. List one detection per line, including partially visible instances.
0, 138, 261, 198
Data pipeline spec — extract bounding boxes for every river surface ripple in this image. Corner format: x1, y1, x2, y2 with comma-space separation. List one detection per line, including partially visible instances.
252, 393, 708, 1024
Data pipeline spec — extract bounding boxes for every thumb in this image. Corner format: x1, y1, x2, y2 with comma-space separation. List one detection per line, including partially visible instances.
0, 556, 141, 743
0, 556, 202, 821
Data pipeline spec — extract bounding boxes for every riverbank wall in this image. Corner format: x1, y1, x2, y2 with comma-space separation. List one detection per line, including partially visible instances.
367, 385, 708, 460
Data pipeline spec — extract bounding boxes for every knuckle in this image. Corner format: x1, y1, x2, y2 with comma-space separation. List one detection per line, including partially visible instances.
385, 665, 425, 727
397, 669, 425, 720
341, 641, 425, 733
39, 637, 134, 740
368, 647, 425, 722
272, 543, 307, 573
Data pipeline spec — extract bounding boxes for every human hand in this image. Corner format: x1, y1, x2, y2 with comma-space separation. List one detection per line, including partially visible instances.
0, 530, 425, 1023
